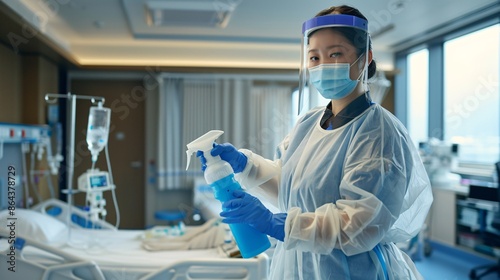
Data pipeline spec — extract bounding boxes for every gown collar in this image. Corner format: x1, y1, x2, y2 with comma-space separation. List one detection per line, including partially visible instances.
320, 92, 373, 130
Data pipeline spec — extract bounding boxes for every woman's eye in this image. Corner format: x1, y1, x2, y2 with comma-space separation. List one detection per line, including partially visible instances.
309, 56, 319, 61
330, 52, 341, 58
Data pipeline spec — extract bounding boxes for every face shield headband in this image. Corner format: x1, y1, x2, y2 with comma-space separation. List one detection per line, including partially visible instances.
297, 14, 369, 114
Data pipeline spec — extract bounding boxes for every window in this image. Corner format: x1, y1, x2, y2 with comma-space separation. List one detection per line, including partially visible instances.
443, 24, 500, 164
407, 49, 429, 146
291, 86, 329, 125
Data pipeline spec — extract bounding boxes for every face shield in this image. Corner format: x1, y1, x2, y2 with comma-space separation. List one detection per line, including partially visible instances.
298, 14, 369, 114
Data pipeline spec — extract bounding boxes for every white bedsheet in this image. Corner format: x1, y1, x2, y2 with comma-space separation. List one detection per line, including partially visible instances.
63, 228, 223, 268
0, 227, 268, 279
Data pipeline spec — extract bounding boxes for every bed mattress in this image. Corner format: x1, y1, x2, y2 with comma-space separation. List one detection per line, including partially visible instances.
0, 228, 266, 279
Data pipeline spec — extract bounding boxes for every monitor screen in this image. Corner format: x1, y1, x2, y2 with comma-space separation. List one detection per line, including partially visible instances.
89, 175, 108, 188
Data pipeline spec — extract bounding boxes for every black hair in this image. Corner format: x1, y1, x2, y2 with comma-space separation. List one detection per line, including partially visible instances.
313, 5, 377, 78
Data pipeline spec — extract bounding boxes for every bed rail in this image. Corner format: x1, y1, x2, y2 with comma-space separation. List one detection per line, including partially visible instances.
140, 253, 269, 280
0, 231, 105, 280
31, 198, 116, 230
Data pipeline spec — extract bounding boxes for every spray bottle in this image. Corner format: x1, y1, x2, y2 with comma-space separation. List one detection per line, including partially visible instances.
186, 130, 270, 258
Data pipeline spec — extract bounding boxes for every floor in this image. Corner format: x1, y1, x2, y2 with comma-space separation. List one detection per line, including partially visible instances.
415, 241, 499, 280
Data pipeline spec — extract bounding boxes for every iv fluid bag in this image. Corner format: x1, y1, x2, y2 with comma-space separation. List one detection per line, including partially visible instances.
87, 106, 111, 156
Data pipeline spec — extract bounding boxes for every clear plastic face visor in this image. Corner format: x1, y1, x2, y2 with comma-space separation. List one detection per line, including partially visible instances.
298, 14, 369, 114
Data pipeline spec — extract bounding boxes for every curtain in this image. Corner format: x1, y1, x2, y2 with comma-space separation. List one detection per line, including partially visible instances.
247, 85, 293, 158
157, 78, 184, 190
157, 76, 294, 190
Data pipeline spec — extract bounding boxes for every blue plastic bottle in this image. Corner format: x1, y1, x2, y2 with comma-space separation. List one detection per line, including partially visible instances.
186, 130, 271, 258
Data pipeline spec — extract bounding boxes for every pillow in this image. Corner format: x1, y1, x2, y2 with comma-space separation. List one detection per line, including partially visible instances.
0, 208, 68, 244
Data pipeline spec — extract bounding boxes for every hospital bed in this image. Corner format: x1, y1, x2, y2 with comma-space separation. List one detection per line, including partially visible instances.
0, 199, 269, 280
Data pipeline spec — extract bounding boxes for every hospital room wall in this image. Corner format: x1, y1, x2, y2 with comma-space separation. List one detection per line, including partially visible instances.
0, 43, 22, 123
0, 42, 60, 205
0, 44, 58, 124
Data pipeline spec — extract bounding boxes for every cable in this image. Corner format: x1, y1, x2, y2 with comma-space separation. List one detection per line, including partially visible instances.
21, 143, 31, 208
29, 147, 42, 203
105, 144, 120, 229
46, 169, 56, 199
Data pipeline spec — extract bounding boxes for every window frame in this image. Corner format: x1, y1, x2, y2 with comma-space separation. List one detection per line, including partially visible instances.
394, 13, 500, 178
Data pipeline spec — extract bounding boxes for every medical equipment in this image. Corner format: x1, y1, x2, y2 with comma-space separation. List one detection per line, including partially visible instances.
46, 104, 64, 175
369, 70, 392, 104
419, 138, 461, 187
86, 105, 111, 163
78, 169, 115, 222
0, 123, 56, 209
186, 130, 271, 258
308, 57, 364, 100
82, 103, 117, 226
78, 170, 113, 192
45, 93, 120, 240
45, 93, 106, 227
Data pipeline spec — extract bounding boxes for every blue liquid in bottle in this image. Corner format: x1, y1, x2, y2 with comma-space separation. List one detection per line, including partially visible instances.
211, 174, 271, 258
185, 130, 270, 258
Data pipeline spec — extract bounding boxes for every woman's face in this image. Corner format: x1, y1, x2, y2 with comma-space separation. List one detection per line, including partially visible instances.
307, 28, 362, 80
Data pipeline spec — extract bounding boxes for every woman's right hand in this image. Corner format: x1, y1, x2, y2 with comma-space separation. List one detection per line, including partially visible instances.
197, 143, 248, 173
210, 143, 248, 173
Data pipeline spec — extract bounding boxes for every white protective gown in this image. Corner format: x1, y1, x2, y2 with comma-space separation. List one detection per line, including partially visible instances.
236, 103, 433, 279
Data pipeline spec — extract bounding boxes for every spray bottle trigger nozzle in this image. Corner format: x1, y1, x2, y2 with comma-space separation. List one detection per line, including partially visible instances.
186, 150, 193, 170
185, 130, 224, 170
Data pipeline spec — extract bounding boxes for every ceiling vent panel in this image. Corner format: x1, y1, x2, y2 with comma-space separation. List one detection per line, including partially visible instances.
145, 0, 238, 28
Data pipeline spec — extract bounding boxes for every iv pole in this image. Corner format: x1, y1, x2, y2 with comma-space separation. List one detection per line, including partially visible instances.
45, 92, 105, 243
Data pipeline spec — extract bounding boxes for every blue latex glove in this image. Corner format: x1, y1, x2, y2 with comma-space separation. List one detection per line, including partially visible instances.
196, 143, 248, 173
220, 190, 287, 241
196, 150, 208, 172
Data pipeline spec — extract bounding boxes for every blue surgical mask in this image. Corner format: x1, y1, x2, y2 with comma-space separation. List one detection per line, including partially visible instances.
308, 61, 361, 100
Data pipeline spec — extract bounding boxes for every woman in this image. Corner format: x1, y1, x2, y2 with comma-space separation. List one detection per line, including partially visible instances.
199, 5, 432, 279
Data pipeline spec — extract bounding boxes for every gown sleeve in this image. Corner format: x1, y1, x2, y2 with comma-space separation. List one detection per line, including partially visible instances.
234, 135, 290, 208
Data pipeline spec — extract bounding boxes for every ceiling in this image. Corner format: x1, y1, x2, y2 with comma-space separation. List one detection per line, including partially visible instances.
1, 0, 499, 71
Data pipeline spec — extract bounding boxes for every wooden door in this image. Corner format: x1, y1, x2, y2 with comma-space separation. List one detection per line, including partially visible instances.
71, 79, 146, 229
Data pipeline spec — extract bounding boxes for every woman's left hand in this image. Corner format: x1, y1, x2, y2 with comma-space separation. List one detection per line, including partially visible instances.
221, 190, 286, 241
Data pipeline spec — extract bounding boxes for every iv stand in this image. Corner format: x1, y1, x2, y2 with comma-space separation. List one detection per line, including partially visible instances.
45, 93, 105, 245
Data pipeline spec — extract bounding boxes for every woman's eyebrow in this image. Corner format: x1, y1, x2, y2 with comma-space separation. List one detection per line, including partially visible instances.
308, 44, 346, 53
